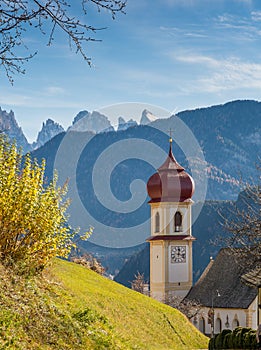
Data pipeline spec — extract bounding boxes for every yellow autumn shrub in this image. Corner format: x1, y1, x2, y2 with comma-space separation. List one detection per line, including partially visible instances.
0, 137, 89, 273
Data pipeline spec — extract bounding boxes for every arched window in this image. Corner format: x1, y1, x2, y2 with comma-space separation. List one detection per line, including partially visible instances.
215, 318, 222, 334
199, 317, 205, 334
155, 212, 160, 233
174, 211, 182, 232
232, 318, 239, 329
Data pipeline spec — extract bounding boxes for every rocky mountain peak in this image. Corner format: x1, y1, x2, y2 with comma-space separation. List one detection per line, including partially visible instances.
117, 116, 137, 131
34, 119, 64, 148
140, 109, 158, 125
72, 110, 90, 125
0, 108, 30, 152
69, 110, 113, 133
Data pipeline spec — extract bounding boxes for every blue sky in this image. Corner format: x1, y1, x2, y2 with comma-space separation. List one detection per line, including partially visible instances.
1, 0, 261, 142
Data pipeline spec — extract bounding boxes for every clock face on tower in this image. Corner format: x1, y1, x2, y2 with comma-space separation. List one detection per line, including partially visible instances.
171, 246, 186, 263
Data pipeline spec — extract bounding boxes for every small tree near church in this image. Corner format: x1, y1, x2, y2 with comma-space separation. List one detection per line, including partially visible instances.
220, 166, 260, 269
165, 294, 202, 321
131, 272, 146, 294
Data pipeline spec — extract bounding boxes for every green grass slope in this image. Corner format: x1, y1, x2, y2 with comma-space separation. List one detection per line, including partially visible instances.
0, 259, 208, 349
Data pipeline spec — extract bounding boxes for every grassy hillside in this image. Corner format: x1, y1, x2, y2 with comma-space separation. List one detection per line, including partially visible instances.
0, 259, 208, 349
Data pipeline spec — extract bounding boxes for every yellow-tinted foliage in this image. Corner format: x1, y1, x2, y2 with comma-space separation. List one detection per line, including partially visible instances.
0, 137, 87, 273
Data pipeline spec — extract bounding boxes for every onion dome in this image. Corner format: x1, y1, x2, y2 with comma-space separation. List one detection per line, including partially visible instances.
147, 139, 195, 202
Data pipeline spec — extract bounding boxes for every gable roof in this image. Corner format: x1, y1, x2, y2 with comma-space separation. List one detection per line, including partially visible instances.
186, 248, 257, 309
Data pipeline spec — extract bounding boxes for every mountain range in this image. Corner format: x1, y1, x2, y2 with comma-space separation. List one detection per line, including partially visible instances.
0, 107, 157, 152
0, 108, 65, 152
1, 99, 260, 282
1, 100, 259, 200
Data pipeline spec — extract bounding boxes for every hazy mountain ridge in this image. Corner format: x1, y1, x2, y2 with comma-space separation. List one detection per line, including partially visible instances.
4, 99, 259, 202
2, 100, 259, 172
176, 100, 260, 181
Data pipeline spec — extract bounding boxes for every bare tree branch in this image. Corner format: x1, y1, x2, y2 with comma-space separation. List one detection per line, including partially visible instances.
165, 294, 202, 320
131, 272, 146, 294
217, 162, 261, 269
0, 0, 126, 83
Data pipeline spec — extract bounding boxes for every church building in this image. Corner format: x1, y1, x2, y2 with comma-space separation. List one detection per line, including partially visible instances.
146, 136, 195, 301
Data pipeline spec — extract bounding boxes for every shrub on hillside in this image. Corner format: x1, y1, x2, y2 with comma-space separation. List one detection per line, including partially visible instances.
0, 137, 90, 274
223, 331, 232, 349
208, 327, 257, 349
215, 329, 232, 349
214, 332, 223, 349
243, 329, 257, 349
235, 327, 251, 349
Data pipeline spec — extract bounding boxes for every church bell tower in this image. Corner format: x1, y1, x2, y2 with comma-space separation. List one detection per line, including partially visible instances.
146, 137, 195, 301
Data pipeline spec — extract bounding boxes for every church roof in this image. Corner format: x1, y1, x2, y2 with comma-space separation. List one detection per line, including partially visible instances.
185, 248, 257, 309
147, 140, 195, 203
157, 142, 184, 172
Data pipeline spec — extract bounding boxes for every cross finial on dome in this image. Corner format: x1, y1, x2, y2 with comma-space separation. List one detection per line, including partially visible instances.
169, 128, 173, 143
168, 128, 174, 157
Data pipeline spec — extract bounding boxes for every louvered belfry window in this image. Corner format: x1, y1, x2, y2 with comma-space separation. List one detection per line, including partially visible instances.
174, 211, 182, 232
155, 212, 160, 233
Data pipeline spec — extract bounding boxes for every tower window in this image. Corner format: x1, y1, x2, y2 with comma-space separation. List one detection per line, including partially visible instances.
174, 211, 182, 232
155, 212, 160, 233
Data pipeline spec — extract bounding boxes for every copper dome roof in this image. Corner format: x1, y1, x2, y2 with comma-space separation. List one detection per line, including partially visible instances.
147, 140, 195, 203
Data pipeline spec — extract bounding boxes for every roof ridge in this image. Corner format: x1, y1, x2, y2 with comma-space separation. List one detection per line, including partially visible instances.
193, 257, 214, 288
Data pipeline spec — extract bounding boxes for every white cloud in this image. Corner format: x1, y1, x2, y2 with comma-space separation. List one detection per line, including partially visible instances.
251, 11, 261, 22
123, 68, 171, 85
161, 0, 198, 6
44, 86, 66, 95
175, 54, 219, 67
160, 11, 261, 46
0, 85, 72, 111
0, 93, 32, 107
174, 54, 261, 92
215, 12, 261, 39
0, 90, 81, 109
160, 26, 208, 39
216, 13, 249, 29
161, 0, 252, 6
